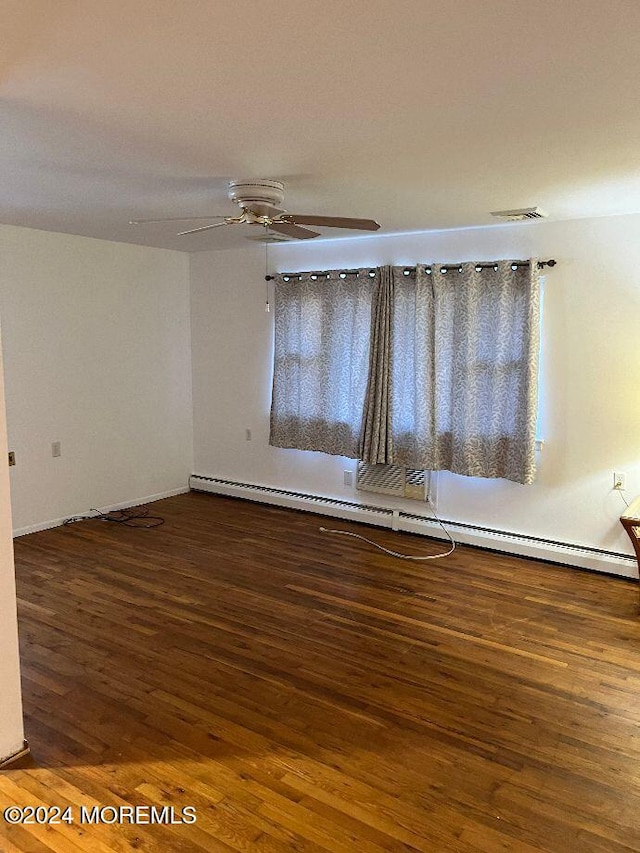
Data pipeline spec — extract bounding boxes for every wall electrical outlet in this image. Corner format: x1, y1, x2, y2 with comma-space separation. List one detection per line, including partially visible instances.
613, 471, 627, 491
8, 451, 15, 467
343, 470, 354, 487
52, 441, 61, 458
245, 429, 252, 441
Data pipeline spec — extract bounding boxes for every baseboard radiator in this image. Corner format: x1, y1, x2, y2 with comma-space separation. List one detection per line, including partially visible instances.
189, 474, 637, 579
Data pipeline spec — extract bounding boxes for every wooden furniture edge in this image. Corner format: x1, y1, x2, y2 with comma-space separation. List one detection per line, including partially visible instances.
620, 496, 640, 583
621, 494, 640, 523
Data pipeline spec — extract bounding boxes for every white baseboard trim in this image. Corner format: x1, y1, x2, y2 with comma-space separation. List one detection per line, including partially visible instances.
0, 740, 30, 768
13, 486, 190, 538
190, 474, 638, 580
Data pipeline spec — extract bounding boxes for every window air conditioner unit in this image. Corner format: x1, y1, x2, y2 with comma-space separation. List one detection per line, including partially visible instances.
356, 462, 428, 501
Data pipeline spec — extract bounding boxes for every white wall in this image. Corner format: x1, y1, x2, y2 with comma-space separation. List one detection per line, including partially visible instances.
0, 225, 193, 533
191, 214, 640, 562
0, 323, 25, 761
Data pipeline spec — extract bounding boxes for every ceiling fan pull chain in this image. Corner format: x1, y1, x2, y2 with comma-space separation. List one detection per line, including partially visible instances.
264, 230, 271, 313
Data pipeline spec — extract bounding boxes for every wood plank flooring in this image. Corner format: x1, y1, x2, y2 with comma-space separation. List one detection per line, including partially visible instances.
3, 491, 640, 852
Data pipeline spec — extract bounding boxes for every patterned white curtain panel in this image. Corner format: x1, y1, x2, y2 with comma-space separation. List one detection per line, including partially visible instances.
269, 270, 376, 458
270, 261, 540, 484
391, 261, 541, 484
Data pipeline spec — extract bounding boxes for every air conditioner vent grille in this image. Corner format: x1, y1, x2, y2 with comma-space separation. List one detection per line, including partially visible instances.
356, 462, 404, 496
405, 469, 426, 487
356, 462, 427, 501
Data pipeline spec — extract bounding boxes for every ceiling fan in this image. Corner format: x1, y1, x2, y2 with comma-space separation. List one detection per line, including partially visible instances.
129, 179, 380, 240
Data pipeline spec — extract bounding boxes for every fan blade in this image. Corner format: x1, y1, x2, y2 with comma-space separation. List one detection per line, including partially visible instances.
129, 216, 226, 225
177, 221, 231, 236
268, 221, 320, 240
282, 215, 380, 231
247, 206, 286, 217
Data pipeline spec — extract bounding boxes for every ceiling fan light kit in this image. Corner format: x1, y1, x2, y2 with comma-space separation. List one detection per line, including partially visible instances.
130, 179, 381, 241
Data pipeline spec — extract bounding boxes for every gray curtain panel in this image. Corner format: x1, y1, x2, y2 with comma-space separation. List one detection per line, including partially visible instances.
392, 261, 541, 484
391, 265, 436, 468
358, 265, 395, 464
269, 270, 375, 458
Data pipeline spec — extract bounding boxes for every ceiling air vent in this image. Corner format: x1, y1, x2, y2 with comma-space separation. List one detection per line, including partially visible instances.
490, 207, 548, 222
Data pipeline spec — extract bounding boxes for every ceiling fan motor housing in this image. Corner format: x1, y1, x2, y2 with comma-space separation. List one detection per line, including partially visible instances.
228, 179, 285, 210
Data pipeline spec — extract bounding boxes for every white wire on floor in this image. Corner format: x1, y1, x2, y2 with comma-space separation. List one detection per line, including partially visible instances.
319, 499, 456, 561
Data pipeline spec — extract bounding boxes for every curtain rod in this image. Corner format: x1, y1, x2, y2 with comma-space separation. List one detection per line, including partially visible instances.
265, 259, 556, 281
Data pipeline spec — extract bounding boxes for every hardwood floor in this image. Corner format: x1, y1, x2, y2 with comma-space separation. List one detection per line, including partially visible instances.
3, 491, 640, 852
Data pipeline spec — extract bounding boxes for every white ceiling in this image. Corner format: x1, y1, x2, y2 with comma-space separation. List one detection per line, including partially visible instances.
2, 0, 640, 251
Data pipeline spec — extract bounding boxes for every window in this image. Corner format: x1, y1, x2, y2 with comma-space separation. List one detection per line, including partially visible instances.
391, 263, 540, 483
270, 261, 540, 484
270, 272, 375, 458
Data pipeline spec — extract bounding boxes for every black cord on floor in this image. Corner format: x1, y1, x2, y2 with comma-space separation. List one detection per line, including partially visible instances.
64, 506, 164, 528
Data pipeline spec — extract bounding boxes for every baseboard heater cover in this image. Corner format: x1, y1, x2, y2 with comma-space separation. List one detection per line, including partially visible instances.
189, 475, 638, 579
190, 475, 394, 526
